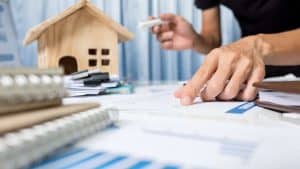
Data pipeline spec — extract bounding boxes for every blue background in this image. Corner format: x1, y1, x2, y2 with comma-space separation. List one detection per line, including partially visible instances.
10, 0, 240, 81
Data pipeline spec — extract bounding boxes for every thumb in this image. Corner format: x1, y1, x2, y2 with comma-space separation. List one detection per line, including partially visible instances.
148, 16, 156, 20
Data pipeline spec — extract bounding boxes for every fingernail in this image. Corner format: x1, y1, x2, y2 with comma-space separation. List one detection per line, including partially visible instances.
181, 96, 192, 105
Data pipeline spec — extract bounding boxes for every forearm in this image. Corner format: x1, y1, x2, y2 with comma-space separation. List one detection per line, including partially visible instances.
193, 7, 222, 54
192, 33, 221, 54
256, 28, 300, 65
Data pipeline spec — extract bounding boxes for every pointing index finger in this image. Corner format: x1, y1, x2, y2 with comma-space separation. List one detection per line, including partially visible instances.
179, 53, 218, 105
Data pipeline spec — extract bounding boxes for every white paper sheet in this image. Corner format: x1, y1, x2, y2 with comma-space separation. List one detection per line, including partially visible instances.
60, 84, 300, 169
64, 84, 280, 125
74, 118, 300, 169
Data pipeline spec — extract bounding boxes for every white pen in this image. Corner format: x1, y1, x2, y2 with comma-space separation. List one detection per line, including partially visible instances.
138, 19, 168, 29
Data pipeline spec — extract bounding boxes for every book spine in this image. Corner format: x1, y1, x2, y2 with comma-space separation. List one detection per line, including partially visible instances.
0, 107, 118, 169
0, 68, 65, 104
0, 68, 66, 114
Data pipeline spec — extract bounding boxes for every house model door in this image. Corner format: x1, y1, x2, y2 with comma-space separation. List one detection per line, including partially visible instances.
59, 56, 78, 75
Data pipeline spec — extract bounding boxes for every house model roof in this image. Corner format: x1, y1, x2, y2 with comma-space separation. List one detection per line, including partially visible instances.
23, 0, 134, 45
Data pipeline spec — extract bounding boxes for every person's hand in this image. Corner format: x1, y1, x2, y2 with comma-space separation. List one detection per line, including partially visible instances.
175, 36, 269, 105
149, 13, 200, 51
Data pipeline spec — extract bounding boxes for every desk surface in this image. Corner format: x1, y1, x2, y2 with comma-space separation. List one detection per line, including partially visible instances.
60, 84, 300, 169
64, 84, 291, 125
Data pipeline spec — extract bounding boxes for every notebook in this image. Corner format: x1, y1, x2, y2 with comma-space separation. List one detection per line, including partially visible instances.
254, 81, 300, 113
0, 68, 66, 114
0, 68, 119, 169
0, 104, 119, 169
0, 103, 100, 135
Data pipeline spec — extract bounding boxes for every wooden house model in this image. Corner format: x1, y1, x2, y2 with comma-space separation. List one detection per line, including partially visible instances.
23, 0, 134, 75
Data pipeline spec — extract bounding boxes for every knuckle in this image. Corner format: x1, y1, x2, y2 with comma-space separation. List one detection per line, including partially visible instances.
242, 92, 257, 101
207, 49, 222, 61
222, 51, 239, 65
243, 58, 253, 67
221, 92, 235, 101
226, 88, 238, 99
220, 46, 229, 51
210, 48, 222, 55
204, 55, 216, 65
222, 85, 238, 100
229, 51, 240, 61
228, 50, 238, 57
207, 82, 223, 96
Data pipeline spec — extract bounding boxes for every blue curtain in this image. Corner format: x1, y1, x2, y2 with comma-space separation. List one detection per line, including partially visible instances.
10, 0, 240, 81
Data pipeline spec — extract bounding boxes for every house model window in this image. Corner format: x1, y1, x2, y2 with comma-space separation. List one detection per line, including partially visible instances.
101, 59, 110, 66
89, 49, 97, 55
89, 59, 97, 66
102, 49, 110, 55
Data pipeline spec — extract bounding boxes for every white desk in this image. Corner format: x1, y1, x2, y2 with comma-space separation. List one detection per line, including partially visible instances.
64, 84, 294, 126
62, 84, 300, 169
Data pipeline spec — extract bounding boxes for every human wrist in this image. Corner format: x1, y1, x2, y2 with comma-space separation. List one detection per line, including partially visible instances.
191, 33, 203, 53
253, 34, 274, 64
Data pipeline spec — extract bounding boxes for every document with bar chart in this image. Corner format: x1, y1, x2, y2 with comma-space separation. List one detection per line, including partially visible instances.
54, 84, 300, 169
31, 118, 300, 169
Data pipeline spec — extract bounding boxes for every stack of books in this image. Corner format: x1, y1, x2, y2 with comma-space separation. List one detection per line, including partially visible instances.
0, 68, 118, 169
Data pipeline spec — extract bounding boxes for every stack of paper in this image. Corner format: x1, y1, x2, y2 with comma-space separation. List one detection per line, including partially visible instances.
65, 76, 120, 97
64, 70, 134, 97
259, 91, 300, 107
